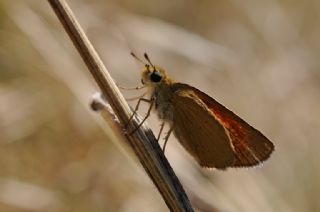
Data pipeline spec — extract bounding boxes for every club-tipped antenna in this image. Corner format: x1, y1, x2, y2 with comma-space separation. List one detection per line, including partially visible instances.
130, 52, 145, 64
144, 53, 156, 69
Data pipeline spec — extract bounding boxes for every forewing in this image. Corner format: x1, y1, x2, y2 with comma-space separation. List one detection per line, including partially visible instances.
172, 83, 274, 167
171, 86, 235, 169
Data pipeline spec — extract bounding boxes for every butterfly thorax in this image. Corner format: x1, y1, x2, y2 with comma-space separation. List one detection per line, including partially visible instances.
152, 82, 175, 123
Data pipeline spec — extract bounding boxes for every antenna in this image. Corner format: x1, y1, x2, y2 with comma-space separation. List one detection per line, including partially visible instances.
130, 52, 145, 64
144, 53, 156, 69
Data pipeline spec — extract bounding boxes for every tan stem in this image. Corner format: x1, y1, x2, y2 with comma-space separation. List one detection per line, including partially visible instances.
47, 0, 194, 211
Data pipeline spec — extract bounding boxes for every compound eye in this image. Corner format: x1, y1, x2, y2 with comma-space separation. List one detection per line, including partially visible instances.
150, 71, 162, 83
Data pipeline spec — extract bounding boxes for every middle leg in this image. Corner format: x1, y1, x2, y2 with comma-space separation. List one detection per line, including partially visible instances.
162, 125, 174, 153
157, 122, 165, 141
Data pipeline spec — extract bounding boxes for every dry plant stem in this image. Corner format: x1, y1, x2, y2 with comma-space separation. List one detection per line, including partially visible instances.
47, 0, 194, 211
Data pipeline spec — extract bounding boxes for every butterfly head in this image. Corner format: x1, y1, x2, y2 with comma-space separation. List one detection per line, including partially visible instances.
130, 52, 169, 87
141, 64, 168, 86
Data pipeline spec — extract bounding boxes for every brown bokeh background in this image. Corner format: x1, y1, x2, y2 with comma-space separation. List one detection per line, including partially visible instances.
0, 0, 319, 211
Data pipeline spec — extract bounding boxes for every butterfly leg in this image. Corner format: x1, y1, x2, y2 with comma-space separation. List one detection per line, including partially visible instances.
157, 122, 165, 141
163, 126, 174, 153
129, 98, 154, 134
125, 91, 148, 102
117, 84, 146, 90
126, 97, 152, 127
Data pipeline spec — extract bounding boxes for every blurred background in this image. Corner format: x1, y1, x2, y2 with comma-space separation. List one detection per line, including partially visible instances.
0, 0, 319, 211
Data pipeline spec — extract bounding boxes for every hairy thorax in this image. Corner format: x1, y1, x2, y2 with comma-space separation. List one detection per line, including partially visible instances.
152, 84, 175, 123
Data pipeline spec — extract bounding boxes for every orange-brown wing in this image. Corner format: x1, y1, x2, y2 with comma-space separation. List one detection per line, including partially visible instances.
172, 83, 274, 167
171, 86, 235, 169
